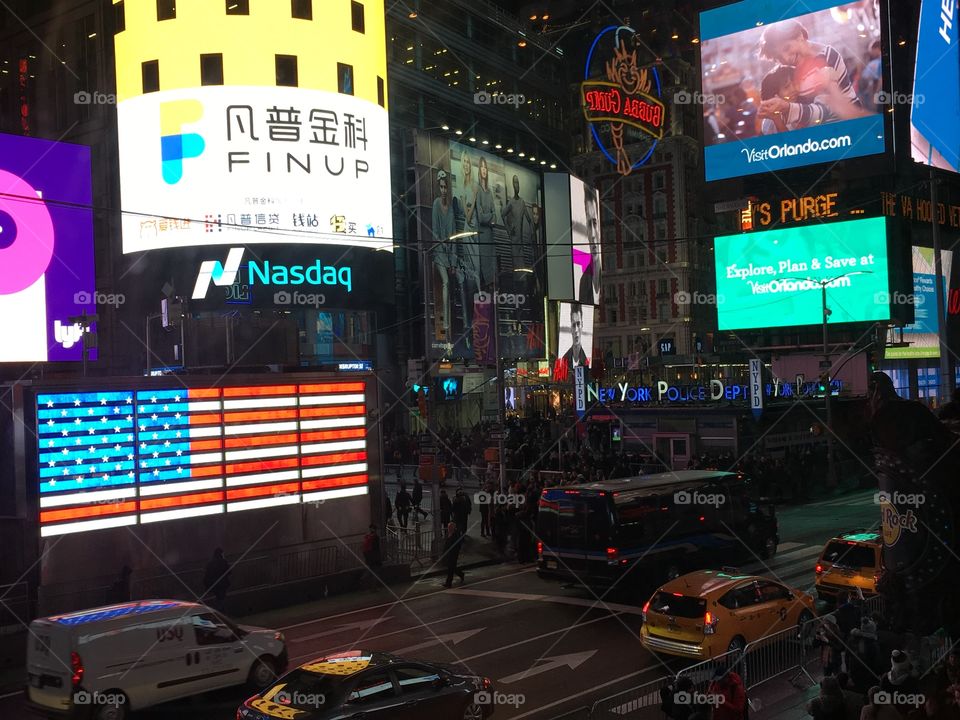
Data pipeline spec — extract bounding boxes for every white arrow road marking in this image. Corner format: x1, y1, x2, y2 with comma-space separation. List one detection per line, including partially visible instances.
499, 650, 597, 685
394, 628, 485, 655
292, 617, 392, 642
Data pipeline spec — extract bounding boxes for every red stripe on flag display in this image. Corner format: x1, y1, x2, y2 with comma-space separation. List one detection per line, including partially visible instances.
301, 474, 368, 492
140, 491, 225, 511
226, 482, 300, 500
300, 405, 366, 418
41, 500, 139, 524
223, 385, 297, 397
299, 382, 366, 394
300, 428, 366, 442
301, 451, 367, 467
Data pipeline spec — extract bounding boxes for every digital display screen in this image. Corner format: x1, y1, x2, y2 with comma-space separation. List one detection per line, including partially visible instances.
699, 0, 885, 181
886, 247, 953, 359
545, 173, 601, 305
714, 216, 892, 330
436, 376, 463, 400
36, 381, 369, 536
415, 134, 546, 361
554, 302, 595, 380
113, 0, 392, 252
0, 133, 95, 362
911, 0, 960, 170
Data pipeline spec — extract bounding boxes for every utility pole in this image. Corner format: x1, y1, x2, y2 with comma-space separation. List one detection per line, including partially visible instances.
492, 272, 507, 492
821, 282, 835, 488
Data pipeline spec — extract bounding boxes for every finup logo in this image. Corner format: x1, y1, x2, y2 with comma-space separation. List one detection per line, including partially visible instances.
160, 100, 205, 184
193, 248, 244, 299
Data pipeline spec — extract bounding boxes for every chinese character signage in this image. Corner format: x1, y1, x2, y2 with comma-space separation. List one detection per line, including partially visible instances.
113, 1, 392, 253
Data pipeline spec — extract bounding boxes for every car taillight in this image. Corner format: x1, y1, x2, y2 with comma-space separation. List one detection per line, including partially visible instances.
606, 547, 618, 561
815, 564, 823, 575
70, 651, 83, 689
642, 600, 650, 622
537, 541, 543, 558
704, 611, 719, 635
482, 677, 492, 690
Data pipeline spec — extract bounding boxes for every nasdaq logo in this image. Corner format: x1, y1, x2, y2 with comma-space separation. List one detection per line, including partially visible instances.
193, 248, 244, 299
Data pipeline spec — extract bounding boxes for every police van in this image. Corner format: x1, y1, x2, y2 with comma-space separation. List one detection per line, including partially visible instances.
27, 599, 286, 720
536, 471, 779, 591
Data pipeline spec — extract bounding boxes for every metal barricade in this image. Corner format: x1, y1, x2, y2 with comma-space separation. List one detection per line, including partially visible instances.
742, 622, 816, 692
675, 648, 746, 692
588, 675, 675, 720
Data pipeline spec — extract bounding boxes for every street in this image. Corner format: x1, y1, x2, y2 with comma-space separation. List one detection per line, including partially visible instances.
1, 488, 878, 719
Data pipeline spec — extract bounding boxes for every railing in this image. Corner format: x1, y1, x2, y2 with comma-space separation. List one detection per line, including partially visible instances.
38, 535, 367, 616
589, 674, 674, 719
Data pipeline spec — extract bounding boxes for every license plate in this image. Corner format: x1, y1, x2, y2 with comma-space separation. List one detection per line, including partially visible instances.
545, 560, 557, 570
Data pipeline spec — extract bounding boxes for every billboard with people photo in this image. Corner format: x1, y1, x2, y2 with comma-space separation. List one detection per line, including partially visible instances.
554, 301, 594, 381
414, 133, 546, 362
699, 0, 885, 180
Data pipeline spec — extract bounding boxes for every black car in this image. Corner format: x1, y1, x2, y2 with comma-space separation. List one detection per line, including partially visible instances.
237, 651, 494, 720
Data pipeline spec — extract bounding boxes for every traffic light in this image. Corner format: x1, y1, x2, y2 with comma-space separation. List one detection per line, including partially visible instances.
817, 373, 830, 395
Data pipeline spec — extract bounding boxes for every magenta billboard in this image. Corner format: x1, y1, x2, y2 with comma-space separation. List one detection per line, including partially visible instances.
0, 133, 95, 361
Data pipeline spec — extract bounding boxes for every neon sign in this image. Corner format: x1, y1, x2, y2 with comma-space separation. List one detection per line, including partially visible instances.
582, 25, 665, 175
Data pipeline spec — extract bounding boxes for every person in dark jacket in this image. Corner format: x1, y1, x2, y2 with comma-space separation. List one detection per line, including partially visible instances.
439, 489, 452, 527
108, 565, 133, 604
395, 484, 412, 530
709, 665, 747, 720
442, 522, 465, 588
203, 548, 230, 610
411, 477, 428, 520
452, 488, 472, 535
362, 525, 382, 568
807, 676, 847, 720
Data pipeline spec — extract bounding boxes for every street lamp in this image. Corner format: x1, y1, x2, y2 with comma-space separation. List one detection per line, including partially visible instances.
783, 271, 872, 487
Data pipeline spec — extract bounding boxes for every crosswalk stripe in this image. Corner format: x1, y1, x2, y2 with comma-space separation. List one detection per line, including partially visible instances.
777, 541, 804, 552
802, 492, 876, 509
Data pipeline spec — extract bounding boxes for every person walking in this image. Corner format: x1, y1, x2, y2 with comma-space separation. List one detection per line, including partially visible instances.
411, 477, 429, 521
439, 488, 452, 527
441, 522, 465, 588
479, 482, 493, 537
452, 487, 472, 536
395, 483, 412, 530
203, 548, 230, 611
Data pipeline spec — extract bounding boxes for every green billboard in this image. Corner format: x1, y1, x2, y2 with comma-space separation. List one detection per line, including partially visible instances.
715, 217, 892, 331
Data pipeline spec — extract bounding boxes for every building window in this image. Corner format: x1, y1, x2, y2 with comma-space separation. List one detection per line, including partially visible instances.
338, 62, 354, 95
658, 302, 669, 320
114, 1, 125, 31
351, 1, 365, 33
157, 0, 175, 21
657, 278, 668, 296
226, 0, 249, 14
653, 171, 665, 190
377, 76, 385, 107
276, 55, 298, 87
292, 0, 312, 20
142, 60, 160, 93
200, 54, 223, 86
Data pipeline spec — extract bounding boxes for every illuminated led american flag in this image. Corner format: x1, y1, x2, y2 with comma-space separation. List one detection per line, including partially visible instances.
37, 391, 138, 537
136, 388, 225, 524
35, 381, 371, 536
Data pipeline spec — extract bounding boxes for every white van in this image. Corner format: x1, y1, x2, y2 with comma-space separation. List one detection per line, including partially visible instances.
27, 599, 287, 720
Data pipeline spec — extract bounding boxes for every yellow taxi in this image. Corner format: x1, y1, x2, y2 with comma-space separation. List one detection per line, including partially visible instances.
639, 569, 816, 659
814, 530, 883, 603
